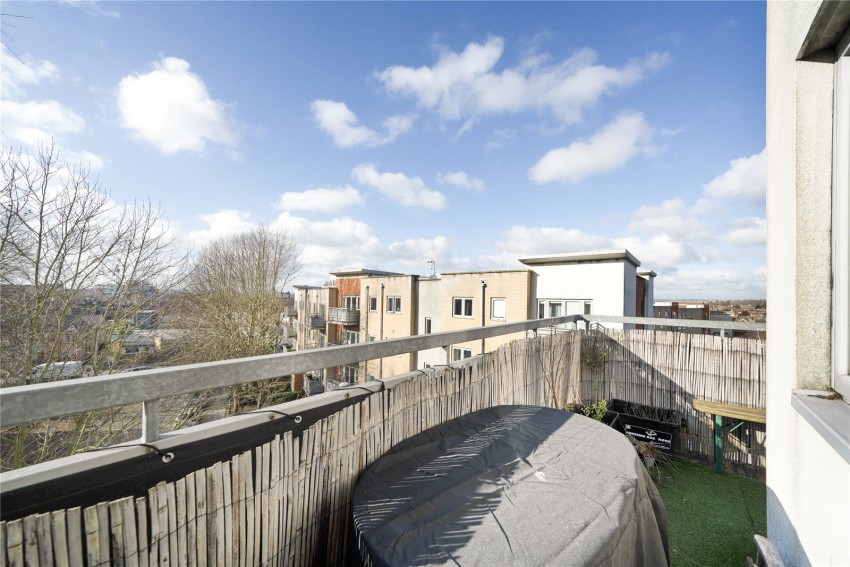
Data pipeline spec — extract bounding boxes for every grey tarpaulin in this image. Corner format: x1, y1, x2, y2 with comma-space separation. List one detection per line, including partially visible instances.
353, 405, 669, 566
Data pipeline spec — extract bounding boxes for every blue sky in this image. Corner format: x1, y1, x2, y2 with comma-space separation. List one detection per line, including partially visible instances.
1, 1, 766, 298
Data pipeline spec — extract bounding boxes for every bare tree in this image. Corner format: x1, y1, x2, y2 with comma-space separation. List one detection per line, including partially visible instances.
0, 143, 189, 469
174, 225, 302, 413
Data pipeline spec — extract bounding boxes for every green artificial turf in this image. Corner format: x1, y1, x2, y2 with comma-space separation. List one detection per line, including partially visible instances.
655, 459, 767, 567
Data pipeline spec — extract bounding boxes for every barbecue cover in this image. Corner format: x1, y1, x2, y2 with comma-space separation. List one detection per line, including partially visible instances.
353, 405, 669, 566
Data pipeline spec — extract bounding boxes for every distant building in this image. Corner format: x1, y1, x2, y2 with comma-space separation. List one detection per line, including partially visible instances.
519, 249, 652, 329
292, 248, 655, 381
654, 301, 716, 334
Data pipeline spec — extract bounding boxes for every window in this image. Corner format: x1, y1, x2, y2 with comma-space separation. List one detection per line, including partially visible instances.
342, 330, 359, 344
387, 296, 401, 313
369, 296, 378, 312
424, 317, 432, 334
453, 297, 473, 318
342, 296, 359, 310
833, 29, 850, 399
584, 301, 592, 316
538, 303, 545, 319
491, 298, 506, 321
549, 302, 563, 317
342, 365, 358, 382
452, 347, 473, 361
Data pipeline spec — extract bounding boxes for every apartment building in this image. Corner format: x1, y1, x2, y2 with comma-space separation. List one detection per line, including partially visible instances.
293, 284, 332, 351
519, 249, 648, 328
358, 273, 418, 380
294, 249, 651, 380
439, 270, 535, 364
326, 269, 400, 382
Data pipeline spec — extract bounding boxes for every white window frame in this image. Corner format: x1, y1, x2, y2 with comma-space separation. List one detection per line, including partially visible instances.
451, 347, 473, 361
369, 296, 377, 312
833, 28, 850, 399
424, 317, 432, 334
386, 296, 401, 313
548, 301, 563, 318
342, 365, 358, 382
453, 297, 473, 318
342, 330, 359, 345
490, 298, 506, 321
342, 296, 359, 310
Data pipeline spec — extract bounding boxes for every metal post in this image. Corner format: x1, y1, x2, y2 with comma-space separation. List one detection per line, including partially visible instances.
714, 413, 724, 474
142, 400, 160, 443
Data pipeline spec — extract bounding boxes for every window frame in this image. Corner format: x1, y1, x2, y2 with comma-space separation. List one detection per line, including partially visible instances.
342, 296, 359, 310
833, 27, 850, 399
424, 317, 432, 334
451, 347, 473, 361
452, 297, 473, 318
369, 296, 377, 312
386, 296, 401, 313
490, 297, 506, 321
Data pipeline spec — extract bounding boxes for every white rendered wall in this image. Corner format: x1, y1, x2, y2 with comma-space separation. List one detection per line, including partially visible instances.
533, 262, 629, 327
766, 2, 850, 565
416, 278, 446, 369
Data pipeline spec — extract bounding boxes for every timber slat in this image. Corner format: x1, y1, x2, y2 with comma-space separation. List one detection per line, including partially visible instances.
2, 331, 766, 565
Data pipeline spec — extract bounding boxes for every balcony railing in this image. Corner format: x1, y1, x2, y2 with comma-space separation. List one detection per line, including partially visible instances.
327, 307, 360, 325
306, 314, 325, 328
0, 315, 766, 565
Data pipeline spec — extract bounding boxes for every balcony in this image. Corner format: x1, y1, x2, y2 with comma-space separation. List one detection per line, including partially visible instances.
327, 307, 360, 326
0, 315, 766, 565
306, 314, 325, 328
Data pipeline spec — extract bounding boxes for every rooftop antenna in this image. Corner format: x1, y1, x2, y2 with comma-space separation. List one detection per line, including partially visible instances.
426, 259, 436, 277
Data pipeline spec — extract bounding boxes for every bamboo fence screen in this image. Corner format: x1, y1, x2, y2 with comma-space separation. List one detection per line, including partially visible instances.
0, 330, 765, 566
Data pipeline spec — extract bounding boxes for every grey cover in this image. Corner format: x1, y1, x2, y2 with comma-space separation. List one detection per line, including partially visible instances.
353, 405, 668, 566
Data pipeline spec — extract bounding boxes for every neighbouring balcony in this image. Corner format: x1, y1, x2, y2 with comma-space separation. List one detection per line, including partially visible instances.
306, 313, 325, 328
327, 307, 360, 326
0, 315, 767, 565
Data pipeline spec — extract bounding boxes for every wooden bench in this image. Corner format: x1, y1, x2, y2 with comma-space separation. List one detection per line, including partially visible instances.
692, 399, 766, 474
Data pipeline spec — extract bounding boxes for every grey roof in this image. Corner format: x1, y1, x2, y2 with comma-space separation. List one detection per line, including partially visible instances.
518, 249, 640, 268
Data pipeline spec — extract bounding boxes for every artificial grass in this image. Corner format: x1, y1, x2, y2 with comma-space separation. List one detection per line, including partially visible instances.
655, 459, 767, 567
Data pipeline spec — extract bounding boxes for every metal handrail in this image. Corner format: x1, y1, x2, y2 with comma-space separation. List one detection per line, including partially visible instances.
0, 315, 764, 435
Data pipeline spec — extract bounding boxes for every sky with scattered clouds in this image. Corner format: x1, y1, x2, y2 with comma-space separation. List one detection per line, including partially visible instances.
1, 1, 766, 298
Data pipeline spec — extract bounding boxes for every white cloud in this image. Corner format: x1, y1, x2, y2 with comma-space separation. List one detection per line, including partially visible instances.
277, 185, 364, 214
0, 46, 60, 99
485, 128, 518, 151
187, 209, 256, 248
63, 149, 105, 171
702, 149, 765, 201
654, 268, 765, 299
1, 100, 86, 146
60, 0, 121, 18
613, 234, 705, 269
271, 211, 384, 283
725, 217, 766, 246
627, 198, 706, 238
311, 100, 413, 148
437, 171, 485, 192
388, 236, 455, 269
117, 56, 238, 155
528, 112, 655, 184
377, 36, 669, 125
351, 164, 446, 210
497, 225, 612, 257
